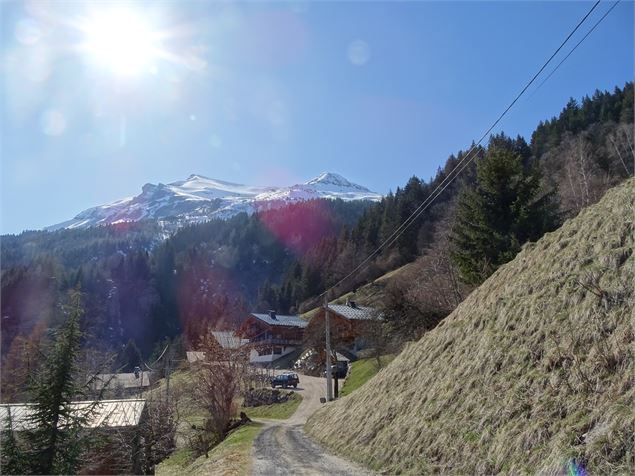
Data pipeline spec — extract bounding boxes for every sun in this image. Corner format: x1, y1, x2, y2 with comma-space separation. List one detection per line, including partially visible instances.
81, 9, 160, 76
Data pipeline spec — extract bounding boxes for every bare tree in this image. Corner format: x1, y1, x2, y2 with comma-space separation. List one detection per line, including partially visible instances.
554, 133, 607, 216
607, 124, 634, 176
0, 329, 43, 402
360, 315, 394, 369
192, 331, 250, 454
140, 396, 179, 473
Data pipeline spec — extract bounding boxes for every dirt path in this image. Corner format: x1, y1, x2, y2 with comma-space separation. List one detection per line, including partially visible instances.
251, 374, 373, 476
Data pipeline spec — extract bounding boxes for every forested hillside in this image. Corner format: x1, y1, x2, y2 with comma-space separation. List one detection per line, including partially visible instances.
0, 199, 368, 375
1, 82, 632, 386
261, 82, 633, 315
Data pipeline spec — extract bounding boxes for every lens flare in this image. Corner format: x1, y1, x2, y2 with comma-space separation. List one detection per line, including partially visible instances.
566, 459, 587, 476
81, 8, 160, 76
348, 39, 371, 66
41, 109, 66, 136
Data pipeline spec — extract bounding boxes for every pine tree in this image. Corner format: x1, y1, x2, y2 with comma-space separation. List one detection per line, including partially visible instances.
1, 412, 28, 475
450, 145, 559, 285
24, 289, 96, 475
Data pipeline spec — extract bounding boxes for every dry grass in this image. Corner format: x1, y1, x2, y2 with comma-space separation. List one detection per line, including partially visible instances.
156, 422, 262, 476
306, 178, 635, 474
240, 392, 302, 420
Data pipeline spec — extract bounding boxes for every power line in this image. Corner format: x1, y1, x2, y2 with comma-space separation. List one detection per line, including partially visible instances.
320, 0, 603, 298
532, 0, 621, 96
143, 342, 169, 371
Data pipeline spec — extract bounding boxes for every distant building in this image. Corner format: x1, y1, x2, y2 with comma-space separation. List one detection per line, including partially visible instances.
186, 331, 249, 365
211, 330, 249, 349
92, 370, 151, 396
0, 398, 146, 432
1, 399, 148, 473
237, 311, 307, 365
308, 300, 381, 356
186, 351, 206, 364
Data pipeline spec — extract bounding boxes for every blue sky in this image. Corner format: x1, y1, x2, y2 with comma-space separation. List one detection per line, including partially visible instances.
1, 1, 633, 234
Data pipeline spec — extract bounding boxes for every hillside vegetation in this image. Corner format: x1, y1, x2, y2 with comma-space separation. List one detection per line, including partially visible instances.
157, 422, 262, 476
268, 84, 633, 313
306, 179, 635, 474
339, 356, 395, 397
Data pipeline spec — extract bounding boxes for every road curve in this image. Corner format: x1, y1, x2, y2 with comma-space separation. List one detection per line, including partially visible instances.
251, 374, 373, 476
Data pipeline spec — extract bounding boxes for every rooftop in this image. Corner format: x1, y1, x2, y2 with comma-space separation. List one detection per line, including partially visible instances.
0, 399, 146, 431
327, 303, 380, 321
186, 351, 205, 363
251, 312, 308, 328
211, 330, 250, 348
92, 372, 151, 390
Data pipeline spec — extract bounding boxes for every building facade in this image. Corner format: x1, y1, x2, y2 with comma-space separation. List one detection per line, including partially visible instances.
237, 311, 307, 365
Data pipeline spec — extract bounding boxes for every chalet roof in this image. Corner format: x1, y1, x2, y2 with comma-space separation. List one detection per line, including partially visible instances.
211, 331, 249, 349
186, 351, 205, 363
250, 313, 308, 328
0, 399, 146, 431
93, 372, 151, 390
327, 304, 380, 321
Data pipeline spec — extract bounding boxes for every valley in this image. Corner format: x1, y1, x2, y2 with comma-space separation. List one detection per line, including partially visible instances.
0, 1, 632, 473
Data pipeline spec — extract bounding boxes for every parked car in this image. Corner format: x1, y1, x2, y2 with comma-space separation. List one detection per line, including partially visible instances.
271, 372, 299, 389
322, 361, 349, 379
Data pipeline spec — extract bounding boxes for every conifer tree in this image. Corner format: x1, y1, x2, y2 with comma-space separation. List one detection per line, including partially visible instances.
1, 411, 28, 475
24, 289, 96, 475
451, 145, 559, 285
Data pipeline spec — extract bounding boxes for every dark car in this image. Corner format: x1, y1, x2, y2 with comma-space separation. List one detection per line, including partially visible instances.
322, 361, 349, 379
271, 372, 299, 389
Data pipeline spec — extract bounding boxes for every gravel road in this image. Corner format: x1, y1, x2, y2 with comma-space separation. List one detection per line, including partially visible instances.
251, 374, 373, 476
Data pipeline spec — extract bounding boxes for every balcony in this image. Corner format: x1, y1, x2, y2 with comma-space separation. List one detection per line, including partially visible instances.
248, 337, 302, 346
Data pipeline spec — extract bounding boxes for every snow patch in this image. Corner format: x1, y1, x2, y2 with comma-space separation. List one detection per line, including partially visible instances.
47, 172, 381, 231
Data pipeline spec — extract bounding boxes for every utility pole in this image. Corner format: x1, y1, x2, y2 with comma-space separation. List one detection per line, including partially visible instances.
165, 344, 171, 401
324, 297, 333, 401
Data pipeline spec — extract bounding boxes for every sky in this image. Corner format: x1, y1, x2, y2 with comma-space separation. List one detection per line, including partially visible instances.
1, 0, 633, 234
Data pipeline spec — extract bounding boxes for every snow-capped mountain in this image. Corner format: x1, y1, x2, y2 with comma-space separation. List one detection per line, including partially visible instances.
47, 172, 381, 231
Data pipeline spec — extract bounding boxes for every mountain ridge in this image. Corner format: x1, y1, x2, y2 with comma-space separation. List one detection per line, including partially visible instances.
47, 172, 381, 231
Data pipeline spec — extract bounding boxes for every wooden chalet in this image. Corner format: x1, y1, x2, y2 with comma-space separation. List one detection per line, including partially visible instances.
308, 299, 381, 355
237, 311, 308, 364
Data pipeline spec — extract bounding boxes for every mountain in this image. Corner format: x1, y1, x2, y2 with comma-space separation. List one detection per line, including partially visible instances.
306, 178, 635, 474
47, 172, 381, 231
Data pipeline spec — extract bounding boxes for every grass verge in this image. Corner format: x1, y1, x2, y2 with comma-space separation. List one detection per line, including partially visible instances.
340, 355, 394, 397
241, 392, 302, 420
156, 422, 263, 476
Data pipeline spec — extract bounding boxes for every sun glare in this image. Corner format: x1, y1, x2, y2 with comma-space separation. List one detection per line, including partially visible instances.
82, 9, 159, 76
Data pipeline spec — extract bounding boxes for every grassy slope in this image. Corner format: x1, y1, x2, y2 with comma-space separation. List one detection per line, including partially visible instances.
306, 179, 635, 474
340, 356, 395, 397
241, 392, 302, 420
157, 422, 262, 476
